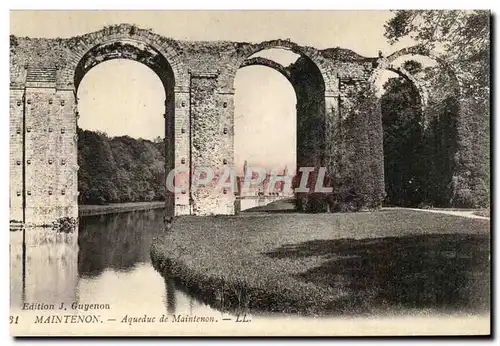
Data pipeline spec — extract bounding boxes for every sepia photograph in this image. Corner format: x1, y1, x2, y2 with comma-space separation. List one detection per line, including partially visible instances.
8, 9, 491, 337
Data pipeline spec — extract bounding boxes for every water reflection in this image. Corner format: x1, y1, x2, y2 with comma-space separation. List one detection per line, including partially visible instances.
77, 210, 163, 277
10, 209, 220, 318
10, 209, 490, 318
165, 277, 177, 314
10, 227, 79, 309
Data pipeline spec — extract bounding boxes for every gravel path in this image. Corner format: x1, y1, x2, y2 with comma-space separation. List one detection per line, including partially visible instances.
383, 207, 490, 220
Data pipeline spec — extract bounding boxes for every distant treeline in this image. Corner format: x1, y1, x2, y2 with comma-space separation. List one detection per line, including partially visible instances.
78, 128, 165, 205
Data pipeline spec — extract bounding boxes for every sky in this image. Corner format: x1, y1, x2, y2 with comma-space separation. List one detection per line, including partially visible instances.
10, 10, 414, 172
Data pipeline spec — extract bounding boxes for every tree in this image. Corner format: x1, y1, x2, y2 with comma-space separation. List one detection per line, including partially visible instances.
384, 10, 489, 100
381, 76, 425, 207
78, 127, 166, 204
384, 10, 490, 208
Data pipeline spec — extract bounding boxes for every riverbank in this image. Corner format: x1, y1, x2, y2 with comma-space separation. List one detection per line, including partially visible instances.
150, 209, 490, 316
79, 201, 165, 216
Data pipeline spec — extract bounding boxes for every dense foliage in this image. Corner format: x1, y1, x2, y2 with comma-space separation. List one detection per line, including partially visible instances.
79, 210, 164, 277
328, 84, 384, 212
77, 128, 165, 205
381, 76, 424, 207
384, 10, 490, 208
385, 10, 489, 99
295, 85, 385, 213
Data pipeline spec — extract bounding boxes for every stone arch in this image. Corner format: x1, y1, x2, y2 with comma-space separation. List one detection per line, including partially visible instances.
230, 40, 330, 212
385, 47, 489, 208
386, 46, 460, 92
66, 24, 191, 218
370, 45, 462, 132
370, 45, 460, 99
63, 24, 189, 91
223, 39, 334, 94
373, 46, 462, 208
385, 66, 428, 107
73, 38, 174, 91
244, 40, 330, 77
239, 57, 292, 83
234, 40, 329, 163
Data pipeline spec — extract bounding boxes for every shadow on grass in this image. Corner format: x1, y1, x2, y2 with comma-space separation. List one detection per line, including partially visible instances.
264, 233, 490, 313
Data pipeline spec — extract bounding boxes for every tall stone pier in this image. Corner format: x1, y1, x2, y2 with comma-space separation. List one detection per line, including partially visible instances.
9, 24, 484, 226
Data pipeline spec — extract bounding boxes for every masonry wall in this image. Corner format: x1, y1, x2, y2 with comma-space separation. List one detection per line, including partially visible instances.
190, 73, 234, 215
10, 24, 487, 225
217, 91, 236, 213
22, 86, 78, 226
333, 78, 385, 211
170, 90, 190, 216
10, 89, 24, 223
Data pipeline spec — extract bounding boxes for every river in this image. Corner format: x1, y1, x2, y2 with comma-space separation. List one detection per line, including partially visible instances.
9, 208, 491, 336
10, 209, 225, 326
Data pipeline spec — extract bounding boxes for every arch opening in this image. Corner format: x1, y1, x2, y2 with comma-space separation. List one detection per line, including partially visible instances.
234, 47, 326, 212
74, 39, 175, 92
74, 40, 176, 214
234, 65, 296, 203
248, 47, 301, 66
379, 58, 460, 208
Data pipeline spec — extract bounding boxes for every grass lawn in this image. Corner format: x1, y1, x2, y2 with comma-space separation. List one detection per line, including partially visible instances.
150, 209, 490, 316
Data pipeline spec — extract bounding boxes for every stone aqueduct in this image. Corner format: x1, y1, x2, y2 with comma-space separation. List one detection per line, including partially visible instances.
9, 24, 483, 226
